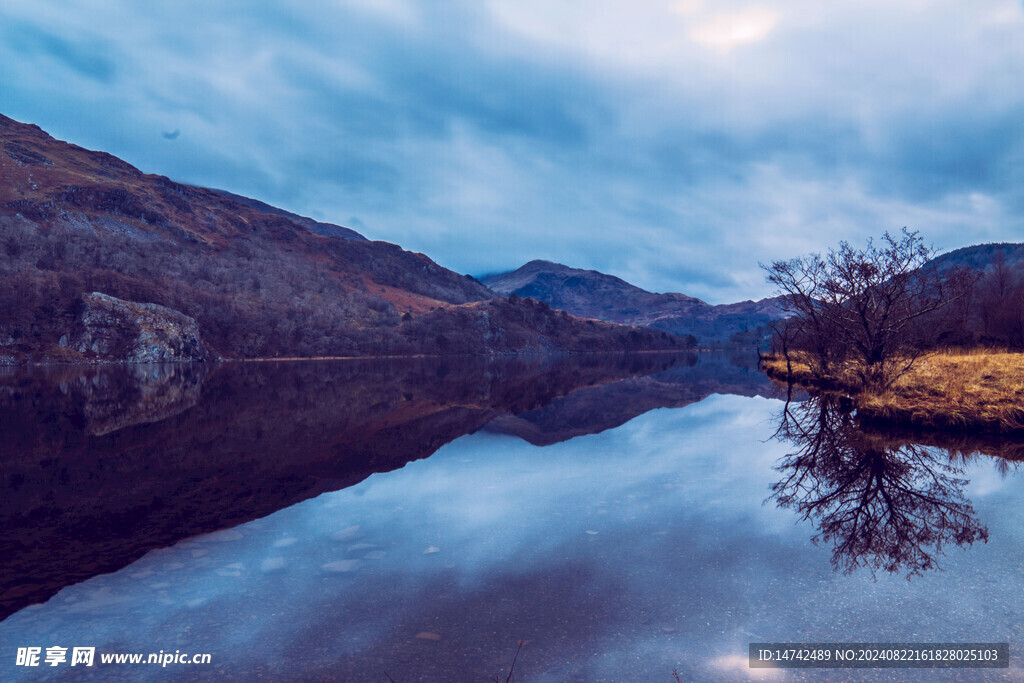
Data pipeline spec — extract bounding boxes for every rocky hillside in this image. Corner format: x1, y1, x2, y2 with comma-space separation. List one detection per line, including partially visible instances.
481, 260, 784, 345
0, 114, 681, 361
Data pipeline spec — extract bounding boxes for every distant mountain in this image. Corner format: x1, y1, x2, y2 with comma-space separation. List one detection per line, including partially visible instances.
927, 242, 1024, 273
481, 260, 785, 345
481, 260, 703, 321
0, 115, 681, 361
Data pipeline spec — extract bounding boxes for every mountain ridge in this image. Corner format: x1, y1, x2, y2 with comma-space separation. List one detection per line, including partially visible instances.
0, 113, 682, 362
927, 242, 1024, 273
481, 260, 784, 345
483, 243, 1024, 346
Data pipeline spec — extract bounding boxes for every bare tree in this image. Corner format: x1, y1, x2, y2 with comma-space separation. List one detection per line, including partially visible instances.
762, 229, 973, 390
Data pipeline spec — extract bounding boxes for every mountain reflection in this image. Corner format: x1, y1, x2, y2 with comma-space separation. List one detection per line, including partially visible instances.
0, 352, 774, 621
770, 394, 996, 577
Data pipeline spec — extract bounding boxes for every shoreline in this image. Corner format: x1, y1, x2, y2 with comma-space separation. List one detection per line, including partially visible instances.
1, 347, 723, 368
762, 351, 1024, 437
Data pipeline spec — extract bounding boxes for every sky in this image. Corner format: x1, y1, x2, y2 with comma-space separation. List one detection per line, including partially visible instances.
1, 1, 1022, 303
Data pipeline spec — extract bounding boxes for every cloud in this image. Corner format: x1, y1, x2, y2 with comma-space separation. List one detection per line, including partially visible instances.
708, 654, 784, 679
0, 16, 117, 83
690, 8, 779, 50
0, 0, 1022, 302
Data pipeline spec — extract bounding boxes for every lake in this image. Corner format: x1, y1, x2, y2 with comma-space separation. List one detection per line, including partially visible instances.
2, 354, 1023, 681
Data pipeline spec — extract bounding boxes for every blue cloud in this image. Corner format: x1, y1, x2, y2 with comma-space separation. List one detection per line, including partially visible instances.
0, 1, 1021, 302
1, 16, 116, 83
873, 107, 1024, 201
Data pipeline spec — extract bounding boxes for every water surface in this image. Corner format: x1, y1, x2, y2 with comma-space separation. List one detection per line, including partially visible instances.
2, 355, 1022, 681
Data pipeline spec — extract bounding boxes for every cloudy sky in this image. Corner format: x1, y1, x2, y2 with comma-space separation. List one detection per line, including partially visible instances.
2, 1, 1022, 302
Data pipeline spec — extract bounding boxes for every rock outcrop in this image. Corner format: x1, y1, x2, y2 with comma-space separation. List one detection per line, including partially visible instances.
65, 292, 209, 362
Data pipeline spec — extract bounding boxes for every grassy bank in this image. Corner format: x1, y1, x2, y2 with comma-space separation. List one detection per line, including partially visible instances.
763, 349, 1024, 435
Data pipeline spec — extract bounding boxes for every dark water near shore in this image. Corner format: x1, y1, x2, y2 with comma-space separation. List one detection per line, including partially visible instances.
2, 354, 1023, 681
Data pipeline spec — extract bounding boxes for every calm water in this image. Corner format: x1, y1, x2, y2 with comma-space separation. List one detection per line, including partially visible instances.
1, 355, 1023, 681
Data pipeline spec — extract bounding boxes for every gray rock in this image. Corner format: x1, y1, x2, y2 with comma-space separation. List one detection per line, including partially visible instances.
70, 292, 210, 362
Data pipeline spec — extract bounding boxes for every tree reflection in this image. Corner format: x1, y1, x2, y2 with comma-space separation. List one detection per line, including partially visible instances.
770, 395, 989, 577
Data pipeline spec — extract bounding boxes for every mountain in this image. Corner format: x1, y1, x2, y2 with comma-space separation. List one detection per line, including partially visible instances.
481, 259, 703, 321
0, 115, 681, 361
480, 260, 784, 345
927, 242, 1024, 273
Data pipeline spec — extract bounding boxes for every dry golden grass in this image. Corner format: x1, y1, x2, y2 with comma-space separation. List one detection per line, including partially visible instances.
764, 349, 1024, 434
